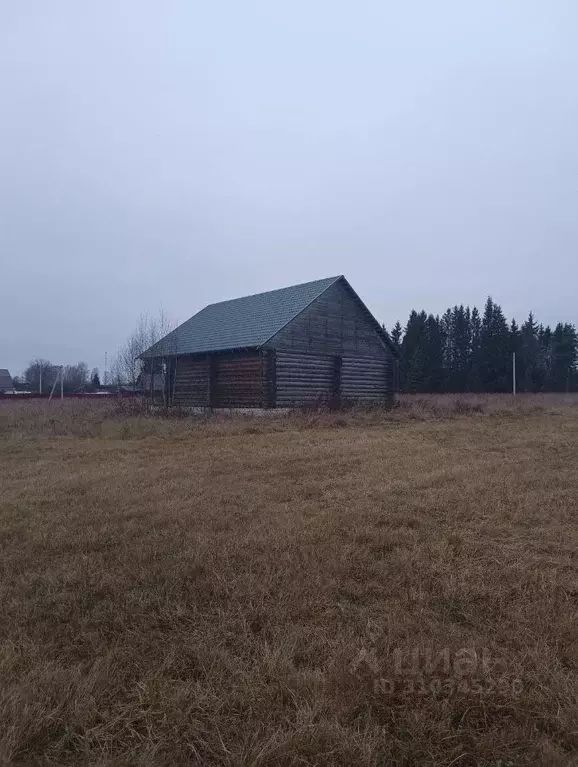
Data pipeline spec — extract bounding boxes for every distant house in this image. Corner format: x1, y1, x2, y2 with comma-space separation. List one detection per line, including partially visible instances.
141, 276, 397, 409
0, 369, 14, 393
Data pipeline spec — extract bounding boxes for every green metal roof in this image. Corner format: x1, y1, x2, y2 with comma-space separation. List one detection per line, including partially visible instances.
141, 276, 342, 358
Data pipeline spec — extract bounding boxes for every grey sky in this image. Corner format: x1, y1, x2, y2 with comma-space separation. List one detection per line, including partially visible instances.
1, 1, 576, 377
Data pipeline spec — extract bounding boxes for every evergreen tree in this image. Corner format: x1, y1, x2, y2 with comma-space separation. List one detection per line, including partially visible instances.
388, 322, 403, 392
405, 347, 428, 393
520, 312, 540, 391
439, 309, 450, 370
390, 321, 403, 351
401, 311, 428, 392
479, 297, 510, 391
538, 325, 553, 389
450, 305, 471, 392
551, 323, 578, 391
509, 318, 522, 391
423, 315, 445, 392
468, 306, 482, 391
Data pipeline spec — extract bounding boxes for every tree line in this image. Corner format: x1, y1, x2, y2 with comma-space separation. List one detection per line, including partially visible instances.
13, 361, 101, 394
387, 297, 578, 393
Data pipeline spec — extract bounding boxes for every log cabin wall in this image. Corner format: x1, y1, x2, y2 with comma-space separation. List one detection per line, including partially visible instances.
264, 279, 393, 406
213, 353, 263, 407
170, 351, 263, 408
274, 351, 335, 408
172, 356, 210, 407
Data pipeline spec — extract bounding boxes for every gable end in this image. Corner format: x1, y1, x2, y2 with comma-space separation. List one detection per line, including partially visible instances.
264, 277, 392, 358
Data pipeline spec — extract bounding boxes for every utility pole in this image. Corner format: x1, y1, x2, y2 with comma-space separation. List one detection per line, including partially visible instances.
39, 363, 42, 395
512, 352, 516, 396
104, 351, 108, 386
48, 370, 58, 401
60, 366, 64, 400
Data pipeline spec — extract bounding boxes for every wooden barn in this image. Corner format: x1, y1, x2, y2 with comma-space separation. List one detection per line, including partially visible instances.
140, 276, 397, 409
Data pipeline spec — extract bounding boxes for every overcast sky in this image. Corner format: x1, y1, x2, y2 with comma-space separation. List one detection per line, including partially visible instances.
1, 1, 577, 377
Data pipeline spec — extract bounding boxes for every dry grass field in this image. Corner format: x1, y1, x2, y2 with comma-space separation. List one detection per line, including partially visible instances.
1, 395, 577, 766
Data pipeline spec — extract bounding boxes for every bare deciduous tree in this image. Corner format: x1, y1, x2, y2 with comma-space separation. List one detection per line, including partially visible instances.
24, 359, 58, 393
113, 309, 177, 388
62, 362, 89, 392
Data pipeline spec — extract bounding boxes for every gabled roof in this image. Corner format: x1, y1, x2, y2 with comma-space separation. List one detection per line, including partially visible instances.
0, 369, 13, 390
141, 276, 341, 358
141, 275, 396, 358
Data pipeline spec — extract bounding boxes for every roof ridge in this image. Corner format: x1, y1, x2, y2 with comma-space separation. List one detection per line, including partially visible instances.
203, 275, 341, 309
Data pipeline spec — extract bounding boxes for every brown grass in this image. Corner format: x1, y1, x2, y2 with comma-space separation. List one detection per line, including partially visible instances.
1, 395, 577, 765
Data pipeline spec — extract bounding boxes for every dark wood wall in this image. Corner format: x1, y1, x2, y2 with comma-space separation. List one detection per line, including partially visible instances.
341, 356, 393, 404
213, 354, 262, 407
171, 351, 263, 408
272, 351, 394, 407
265, 279, 388, 358
265, 278, 394, 406
172, 356, 209, 407
274, 351, 335, 408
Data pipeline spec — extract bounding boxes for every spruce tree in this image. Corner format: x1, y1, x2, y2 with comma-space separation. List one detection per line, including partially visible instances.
520, 312, 539, 391
509, 318, 522, 391
405, 348, 426, 393
480, 297, 510, 391
440, 308, 453, 386
468, 306, 482, 391
450, 305, 470, 392
479, 297, 495, 391
400, 311, 428, 391
424, 314, 445, 392
538, 325, 553, 389
551, 323, 578, 391
390, 321, 403, 351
